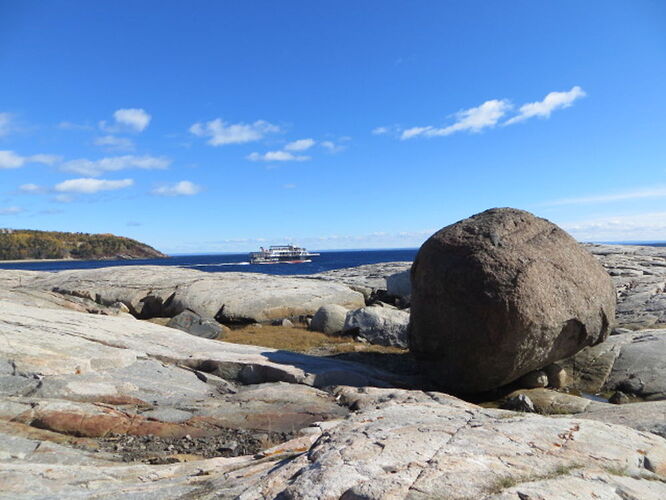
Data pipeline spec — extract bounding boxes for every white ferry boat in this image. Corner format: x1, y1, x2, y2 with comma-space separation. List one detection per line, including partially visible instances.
249, 245, 319, 264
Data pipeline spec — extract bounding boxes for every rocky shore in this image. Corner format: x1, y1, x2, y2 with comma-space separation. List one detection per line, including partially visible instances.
0, 231, 665, 497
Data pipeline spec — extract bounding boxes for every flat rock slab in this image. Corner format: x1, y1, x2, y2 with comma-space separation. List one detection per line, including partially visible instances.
248, 387, 666, 499
576, 400, 666, 439
0, 299, 408, 395
587, 244, 666, 329
564, 328, 666, 400
300, 261, 412, 297
23, 265, 365, 322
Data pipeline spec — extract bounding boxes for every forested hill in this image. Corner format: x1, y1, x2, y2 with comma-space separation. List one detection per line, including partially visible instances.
0, 229, 167, 261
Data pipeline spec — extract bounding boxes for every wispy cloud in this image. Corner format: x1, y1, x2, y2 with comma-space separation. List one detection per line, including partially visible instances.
190, 118, 280, 146
247, 151, 310, 162
57, 121, 93, 131
401, 99, 511, 140
0, 206, 23, 215
282, 183, 297, 189
100, 108, 152, 133
19, 183, 46, 194
320, 140, 346, 153
93, 135, 135, 152
505, 86, 586, 125
284, 138, 315, 151
544, 186, 666, 206
152, 180, 202, 196
562, 212, 666, 242
395, 87, 585, 140
372, 126, 389, 136
54, 178, 134, 194
0, 150, 60, 169
0, 113, 15, 137
61, 155, 170, 176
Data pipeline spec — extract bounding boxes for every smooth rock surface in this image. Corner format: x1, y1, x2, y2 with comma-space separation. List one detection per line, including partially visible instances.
254, 387, 666, 499
563, 328, 666, 400
343, 306, 410, 348
309, 304, 348, 334
386, 269, 411, 299
410, 208, 616, 393
24, 265, 365, 323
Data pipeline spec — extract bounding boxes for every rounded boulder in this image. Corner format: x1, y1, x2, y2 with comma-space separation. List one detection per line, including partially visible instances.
409, 207, 616, 393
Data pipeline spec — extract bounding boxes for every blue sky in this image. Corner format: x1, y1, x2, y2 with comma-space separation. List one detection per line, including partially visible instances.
1, 1, 665, 253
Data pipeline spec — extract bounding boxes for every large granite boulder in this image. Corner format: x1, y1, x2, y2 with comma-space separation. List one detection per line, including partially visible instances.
343, 306, 410, 348
409, 208, 616, 393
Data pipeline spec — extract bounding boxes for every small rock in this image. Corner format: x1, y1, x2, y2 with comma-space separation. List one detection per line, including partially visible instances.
386, 270, 411, 300
272, 318, 294, 327
310, 304, 348, 335
343, 306, 409, 348
167, 310, 228, 339
609, 391, 631, 405
112, 301, 130, 313
501, 394, 536, 413
516, 370, 549, 389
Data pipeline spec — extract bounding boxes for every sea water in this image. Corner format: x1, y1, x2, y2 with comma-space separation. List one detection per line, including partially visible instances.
0, 248, 419, 275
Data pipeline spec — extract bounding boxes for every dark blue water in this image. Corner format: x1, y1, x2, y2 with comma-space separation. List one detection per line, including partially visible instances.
0, 248, 419, 275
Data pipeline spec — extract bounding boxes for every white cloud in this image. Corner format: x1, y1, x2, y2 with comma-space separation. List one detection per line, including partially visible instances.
544, 186, 666, 206
19, 183, 45, 194
505, 86, 586, 125
0, 206, 23, 215
54, 178, 134, 194
284, 138, 315, 151
94, 135, 135, 152
282, 183, 297, 189
372, 126, 389, 135
561, 212, 666, 242
111, 108, 151, 132
320, 140, 346, 153
190, 118, 280, 146
61, 155, 170, 176
0, 113, 14, 137
0, 150, 60, 169
152, 180, 202, 196
401, 99, 511, 140
247, 151, 310, 162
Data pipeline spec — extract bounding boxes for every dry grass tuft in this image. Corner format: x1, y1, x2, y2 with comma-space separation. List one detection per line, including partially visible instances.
222, 323, 406, 356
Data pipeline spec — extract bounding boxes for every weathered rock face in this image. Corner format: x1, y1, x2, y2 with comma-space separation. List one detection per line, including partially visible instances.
343, 306, 410, 348
410, 208, 616, 393
563, 328, 666, 400
24, 265, 365, 323
310, 304, 348, 334
586, 244, 666, 329
386, 269, 411, 300
257, 387, 666, 499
